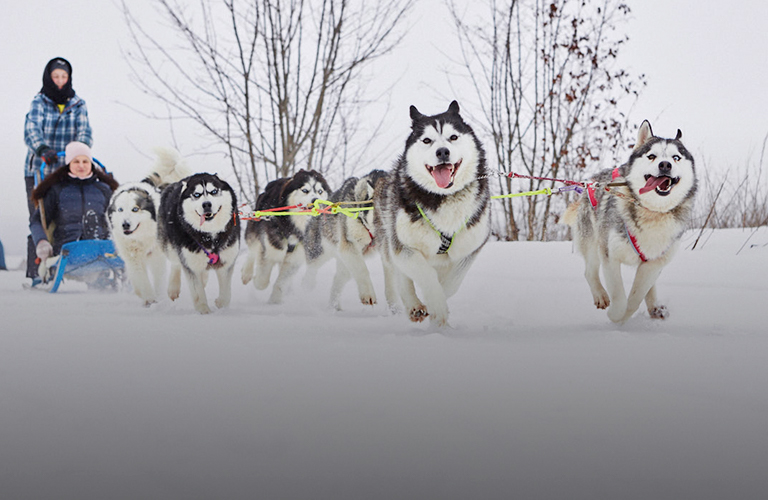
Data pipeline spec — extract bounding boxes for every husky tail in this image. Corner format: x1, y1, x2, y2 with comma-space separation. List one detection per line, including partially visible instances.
143, 147, 192, 189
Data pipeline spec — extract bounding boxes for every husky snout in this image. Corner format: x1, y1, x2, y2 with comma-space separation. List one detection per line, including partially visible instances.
436, 147, 450, 163
202, 201, 212, 213
122, 220, 132, 231
658, 161, 672, 174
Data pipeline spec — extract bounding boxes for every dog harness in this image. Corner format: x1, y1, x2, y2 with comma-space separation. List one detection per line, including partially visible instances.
590, 168, 650, 262
416, 203, 467, 255
624, 224, 648, 262
587, 167, 621, 209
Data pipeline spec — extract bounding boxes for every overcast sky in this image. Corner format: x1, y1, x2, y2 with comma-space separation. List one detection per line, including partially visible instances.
1, 0, 767, 254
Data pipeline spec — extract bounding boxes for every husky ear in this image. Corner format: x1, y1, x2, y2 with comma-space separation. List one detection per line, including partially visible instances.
674, 129, 683, 141
410, 105, 424, 122
181, 180, 187, 192
634, 120, 654, 151
447, 100, 460, 114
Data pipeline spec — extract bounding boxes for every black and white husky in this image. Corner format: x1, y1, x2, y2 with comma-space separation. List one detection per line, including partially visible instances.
241, 169, 331, 304
562, 120, 697, 323
107, 148, 190, 306
303, 169, 394, 310
373, 101, 491, 327
158, 172, 240, 314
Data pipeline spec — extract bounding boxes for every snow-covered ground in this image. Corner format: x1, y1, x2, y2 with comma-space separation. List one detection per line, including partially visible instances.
1, 228, 767, 499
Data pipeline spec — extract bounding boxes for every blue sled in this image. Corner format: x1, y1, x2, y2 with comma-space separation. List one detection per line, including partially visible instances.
49, 240, 125, 293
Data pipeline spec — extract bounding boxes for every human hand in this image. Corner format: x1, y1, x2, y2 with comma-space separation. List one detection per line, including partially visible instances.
39, 147, 59, 166
36, 239, 53, 260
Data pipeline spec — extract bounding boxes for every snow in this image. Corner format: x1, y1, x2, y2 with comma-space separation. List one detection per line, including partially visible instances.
1, 228, 767, 499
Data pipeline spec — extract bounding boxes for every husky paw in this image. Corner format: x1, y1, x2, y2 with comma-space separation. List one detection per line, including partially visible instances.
254, 275, 271, 291
408, 305, 429, 323
593, 292, 610, 310
168, 289, 180, 301
195, 303, 212, 315
359, 294, 377, 306
215, 297, 230, 309
142, 299, 157, 308
649, 305, 668, 319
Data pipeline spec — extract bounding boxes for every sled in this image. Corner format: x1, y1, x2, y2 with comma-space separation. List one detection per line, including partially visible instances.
44, 240, 125, 293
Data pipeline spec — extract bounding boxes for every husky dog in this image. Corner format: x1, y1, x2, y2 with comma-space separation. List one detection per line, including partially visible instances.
158, 172, 240, 314
241, 169, 331, 304
562, 120, 697, 323
304, 169, 394, 310
373, 101, 490, 327
107, 148, 190, 306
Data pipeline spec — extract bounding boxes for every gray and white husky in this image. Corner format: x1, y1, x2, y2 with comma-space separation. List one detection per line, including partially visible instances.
107, 148, 190, 306
562, 120, 697, 323
303, 169, 394, 310
158, 172, 240, 314
373, 101, 491, 327
241, 169, 331, 304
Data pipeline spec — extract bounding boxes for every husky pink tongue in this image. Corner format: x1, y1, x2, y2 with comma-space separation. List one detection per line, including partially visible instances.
639, 176, 668, 195
200, 212, 207, 227
431, 164, 453, 189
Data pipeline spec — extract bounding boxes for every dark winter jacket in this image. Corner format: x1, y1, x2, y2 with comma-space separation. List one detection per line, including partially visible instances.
30, 174, 114, 254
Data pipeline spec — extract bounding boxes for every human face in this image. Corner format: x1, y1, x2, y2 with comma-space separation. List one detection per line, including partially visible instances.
69, 155, 93, 179
51, 68, 69, 89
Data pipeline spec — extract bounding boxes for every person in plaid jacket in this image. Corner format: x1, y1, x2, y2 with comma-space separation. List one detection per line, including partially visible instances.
23, 57, 93, 282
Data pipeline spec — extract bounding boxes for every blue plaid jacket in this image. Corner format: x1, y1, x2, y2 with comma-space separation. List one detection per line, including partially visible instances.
24, 93, 93, 178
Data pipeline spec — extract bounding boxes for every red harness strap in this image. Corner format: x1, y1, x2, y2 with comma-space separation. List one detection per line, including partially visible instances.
588, 168, 620, 209
624, 225, 648, 262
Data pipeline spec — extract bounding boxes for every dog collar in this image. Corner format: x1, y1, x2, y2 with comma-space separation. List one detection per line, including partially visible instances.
192, 239, 220, 266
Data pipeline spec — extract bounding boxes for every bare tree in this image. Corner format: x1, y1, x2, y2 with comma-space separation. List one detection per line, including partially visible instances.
122, 0, 411, 204
449, 0, 645, 240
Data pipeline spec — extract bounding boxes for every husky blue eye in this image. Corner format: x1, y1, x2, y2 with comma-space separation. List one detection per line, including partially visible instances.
423, 138, 432, 145
672, 155, 681, 162
132, 207, 139, 212
210, 189, 218, 195
118, 208, 123, 212
193, 193, 201, 198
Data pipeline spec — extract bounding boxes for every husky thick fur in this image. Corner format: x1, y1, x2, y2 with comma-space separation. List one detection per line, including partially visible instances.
562, 120, 697, 323
107, 148, 190, 306
241, 169, 331, 304
304, 169, 392, 310
158, 172, 240, 314
373, 101, 490, 327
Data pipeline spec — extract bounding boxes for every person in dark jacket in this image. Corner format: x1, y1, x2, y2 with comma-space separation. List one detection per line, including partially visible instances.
24, 57, 93, 280
29, 142, 118, 283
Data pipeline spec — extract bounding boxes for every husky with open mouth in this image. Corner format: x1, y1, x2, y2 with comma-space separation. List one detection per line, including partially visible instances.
562, 120, 697, 323
158, 172, 239, 314
107, 148, 190, 306
373, 101, 491, 327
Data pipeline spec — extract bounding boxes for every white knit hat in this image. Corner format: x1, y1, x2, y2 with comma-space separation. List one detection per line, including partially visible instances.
65, 141, 92, 165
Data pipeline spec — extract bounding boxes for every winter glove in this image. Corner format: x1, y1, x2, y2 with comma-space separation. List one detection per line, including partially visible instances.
36, 239, 53, 261
36, 146, 59, 166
